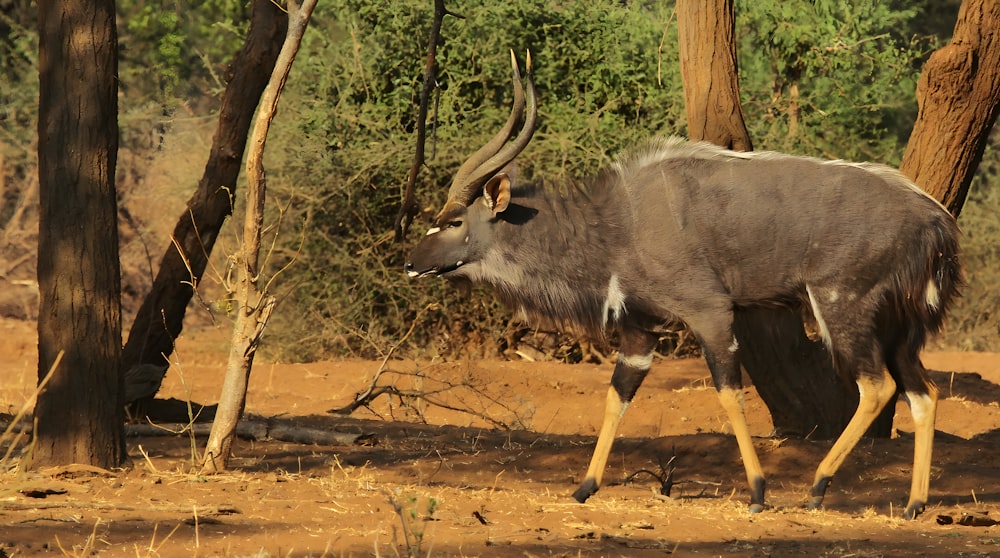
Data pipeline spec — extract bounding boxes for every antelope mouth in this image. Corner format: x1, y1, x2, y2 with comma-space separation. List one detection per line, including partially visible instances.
405, 261, 465, 279
406, 267, 438, 279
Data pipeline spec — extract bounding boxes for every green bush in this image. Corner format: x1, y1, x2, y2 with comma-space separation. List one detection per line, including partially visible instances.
736, 0, 933, 162
3, 1, 994, 360
939, 140, 1000, 350
264, 0, 684, 360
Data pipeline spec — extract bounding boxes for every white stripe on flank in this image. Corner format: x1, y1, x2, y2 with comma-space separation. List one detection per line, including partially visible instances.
925, 279, 940, 310
806, 285, 833, 349
602, 274, 627, 325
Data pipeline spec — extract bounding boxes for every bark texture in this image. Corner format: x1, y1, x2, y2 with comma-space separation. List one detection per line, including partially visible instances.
677, 0, 752, 152
35, 0, 126, 467
900, 0, 1000, 217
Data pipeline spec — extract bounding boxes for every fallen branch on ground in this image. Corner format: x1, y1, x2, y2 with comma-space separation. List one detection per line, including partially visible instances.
0, 415, 372, 447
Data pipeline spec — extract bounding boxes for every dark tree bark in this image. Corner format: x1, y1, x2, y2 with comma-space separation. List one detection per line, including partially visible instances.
900, 0, 1000, 216
676, 0, 870, 439
34, 0, 126, 467
121, 0, 287, 393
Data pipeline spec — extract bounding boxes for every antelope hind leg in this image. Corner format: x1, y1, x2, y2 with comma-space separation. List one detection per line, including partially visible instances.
891, 349, 939, 520
902, 385, 937, 519
696, 314, 767, 513
809, 368, 897, 511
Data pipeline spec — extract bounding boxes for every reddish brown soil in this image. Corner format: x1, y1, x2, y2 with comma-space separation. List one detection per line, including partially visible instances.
1, 317, 999, 557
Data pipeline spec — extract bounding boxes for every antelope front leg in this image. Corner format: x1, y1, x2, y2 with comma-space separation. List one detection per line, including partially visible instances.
696, 319, 767, 513
572, 330, 657, 503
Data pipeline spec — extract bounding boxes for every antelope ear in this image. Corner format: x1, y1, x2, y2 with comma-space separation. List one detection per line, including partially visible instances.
482, 173, 512, 215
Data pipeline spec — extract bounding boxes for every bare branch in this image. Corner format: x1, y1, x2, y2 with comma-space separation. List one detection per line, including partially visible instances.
395, 0, 460, 241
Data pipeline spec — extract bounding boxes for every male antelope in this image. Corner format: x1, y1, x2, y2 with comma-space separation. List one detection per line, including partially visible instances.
405, 52, 962, 519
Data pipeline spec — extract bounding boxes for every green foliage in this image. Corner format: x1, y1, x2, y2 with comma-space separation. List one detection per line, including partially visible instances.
117, 0, 248, 100
3, 0, 995, 358
0, 10, 37, 227
1, 1, 249, 228
940, 141, 1000, 350
264, 0, 682, 360
736, 0, 935, 162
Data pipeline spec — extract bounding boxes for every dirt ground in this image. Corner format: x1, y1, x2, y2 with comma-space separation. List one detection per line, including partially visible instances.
1, 317, 999, 557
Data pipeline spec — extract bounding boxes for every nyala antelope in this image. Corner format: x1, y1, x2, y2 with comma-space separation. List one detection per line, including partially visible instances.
405, 52, 962, 519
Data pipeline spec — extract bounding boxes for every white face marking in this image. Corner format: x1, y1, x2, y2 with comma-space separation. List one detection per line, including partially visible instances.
619, 352, 654, 370
602, 274, 627, 325
806, 285, 833, 349
925, 279, 940, 310
906, 392, 936, 424
425, 226, 441, 236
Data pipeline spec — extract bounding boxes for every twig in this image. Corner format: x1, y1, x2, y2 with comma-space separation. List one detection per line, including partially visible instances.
0, 500, 240, 515
1, 416, 370, 446
328, 365, 526, 430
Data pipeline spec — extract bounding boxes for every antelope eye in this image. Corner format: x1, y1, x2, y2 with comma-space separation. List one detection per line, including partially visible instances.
448, 220, 463, 228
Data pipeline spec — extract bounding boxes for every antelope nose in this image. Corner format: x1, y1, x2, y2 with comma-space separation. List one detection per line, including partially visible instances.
404, 261, 414, 274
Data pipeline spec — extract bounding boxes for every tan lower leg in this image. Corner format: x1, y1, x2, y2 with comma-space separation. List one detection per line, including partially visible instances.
905, 385, 938, 517
581, 387, 628, 487
717, 387, 766, 510
811, 369, 897, 505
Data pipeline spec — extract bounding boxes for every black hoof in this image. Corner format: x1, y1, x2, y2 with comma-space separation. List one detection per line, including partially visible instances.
903, 501, 925, 520
749, 477, 766, 514
572, 478, 598, 503
808, 475, 832, 511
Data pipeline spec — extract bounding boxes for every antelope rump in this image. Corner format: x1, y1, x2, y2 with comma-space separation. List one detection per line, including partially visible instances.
405, 52, 962, 520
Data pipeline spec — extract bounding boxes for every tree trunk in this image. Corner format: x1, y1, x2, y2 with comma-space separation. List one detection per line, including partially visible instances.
676, 0, 871, 439
677, 0, 752, 152
201, 0, 316, 474
34, 0, 126, 467
121, 0, 287, 398
900, 0, 1000, 216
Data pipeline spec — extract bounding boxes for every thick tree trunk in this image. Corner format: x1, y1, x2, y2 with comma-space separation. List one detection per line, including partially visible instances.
34, 0, 126, 467
676, 0, 871, 439
121, 0, 287, 394
731, 309, 859, 438
677, 0, 752, 152
900, 0, 1000, 216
